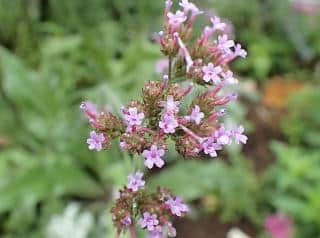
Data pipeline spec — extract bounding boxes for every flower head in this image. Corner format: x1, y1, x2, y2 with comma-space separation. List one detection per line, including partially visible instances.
123, 107, 145, 127
142, 145, 165, 169
201, 137, 222, 157
159, 113, 179, 134
202, 63, 222, 84
186, 105, 204, 125
165, 196, 189, 216
86, 131, 105, 151
211, 16, 226, 32
127, 171, 145, 192
167, 223, 177, 237
216, 34, 235, 55
179, 0, 203, 16
214, 125, 232, 145
148, 226, 164, 238
159, 95, 180, 113
231, 125, 248, 144
265, 213, 294, 238
167, 10, 187, 28
139, 212, 159, 231
221, 70, 238, 85
234, 43, 247, 58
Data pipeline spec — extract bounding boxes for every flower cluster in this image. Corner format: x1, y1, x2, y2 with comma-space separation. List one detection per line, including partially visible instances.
111, 172, 188, 237
81, 0, 247, 237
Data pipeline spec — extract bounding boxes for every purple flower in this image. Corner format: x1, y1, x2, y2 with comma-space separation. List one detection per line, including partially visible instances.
186, 105, 204, 125
167, 223, 177, 237
159, 95, 180, 113
214, 125, 232, 145
216, 34, 235, 55
265, 213, 293, 238
211, 16, 226, 32
148, 226, 164, 238
201, 137, 222, 157
142, 145, 165, 169
234, 43, 247, 58
202, 63, 222, 84
123, 107, 145, 127
121, 214, 132, 226
165, 196, 189, 217
159, 113, 179, 134
127, 171, 145, 192
139, 212, 159, 231
86, 131, 105, 151
167, 11, 187, 28
119, 141, 128, 150
231, 125, 248, 144
221, 70, 238, 85
155, 58, 169, 74
179, 0, 203, 16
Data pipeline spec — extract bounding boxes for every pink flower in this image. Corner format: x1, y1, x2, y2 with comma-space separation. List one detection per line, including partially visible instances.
234, 43, 247, 58
127, 171, 145, 192
123, 107, 145, 127
265, 213, 294, 238
142, 145, 165, 169
216, 34, 235, 55
186, 105, 204, 125
148, 226, 164, 238
165, 196, 189, 217
159, 95, 180, 113
201, 137, 222, 157
80, 101, 99, 120
159, 113, 179, 134
221, 70, 238, 85
214, 125, 232, 145
167, 223, 177, 237
202, 63, 222, 84
179, 0, 203, 16
231, 125, 248, 144
155, 58, 169, 74
139, 212, 159, 231
211, 16, 226, 32
86, 131, 105, 151
121, 214, 132, 226
167, 11, 187, 28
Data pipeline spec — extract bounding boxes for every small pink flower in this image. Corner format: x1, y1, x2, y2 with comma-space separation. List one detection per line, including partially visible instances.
202, 63, 222, 84
148, 226, 164, 238
216, 34, 235, 55
211, 16, 226, 32
127, 171, 145, 191
186, 105, 204, 125
265, 213, 294, 238
165, 196, 189, 217
139, 212, 159, 231
231, 125, 248, 144
221, 70, 238, 85
159, 95, 180, 113
142, 144, 165, 169
159, 113, 179, 134
86, 131, 105, 151
234, 43, 247, 58
155, 58, 169, 74
201, 137, 222, 157
167, 11, 187, 28
167, 223, 177, 237
80, 101, 99, 120
179, 0, 203, 16
121, 214, 132, 226
123, 107, 145, 127
214, 125, 232, 145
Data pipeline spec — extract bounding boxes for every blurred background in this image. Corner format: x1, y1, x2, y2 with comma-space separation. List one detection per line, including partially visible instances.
0, 0, 319, 237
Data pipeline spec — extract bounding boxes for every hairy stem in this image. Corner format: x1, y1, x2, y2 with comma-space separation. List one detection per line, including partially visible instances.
129, 226, 138, 238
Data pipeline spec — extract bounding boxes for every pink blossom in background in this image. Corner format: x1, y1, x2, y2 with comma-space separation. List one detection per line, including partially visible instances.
155, 58, 169, 74
127, 171, 145, 192
265, 213, 294, 238
292, 0, 320, 15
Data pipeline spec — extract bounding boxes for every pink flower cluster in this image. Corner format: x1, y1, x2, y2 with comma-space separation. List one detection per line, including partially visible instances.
81, 1, 248, 237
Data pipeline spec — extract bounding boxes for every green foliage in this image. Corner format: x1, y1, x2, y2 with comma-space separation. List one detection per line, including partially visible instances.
281, 86, 320, 147
150, 157, 259, 222
263, 142, 320, 237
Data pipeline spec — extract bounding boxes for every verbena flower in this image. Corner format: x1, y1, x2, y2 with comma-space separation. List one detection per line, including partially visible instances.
147, 226, 164, 238
167, 10, 187, 29
159, 113, 179, 134
139, 212, 159, 231
159, 95, 180, 113
231, 125, 248, 144
142, 145, 165, 169
127, 172, 145, 192
165, 196, 189, 217
86, 131, 105, 151
264, 213, 294, 238
202, 63, 222, 84
179, 0, 203, 16
202, 137, 222, 157
186, 105, 204, 125
123, 107, 145, 127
